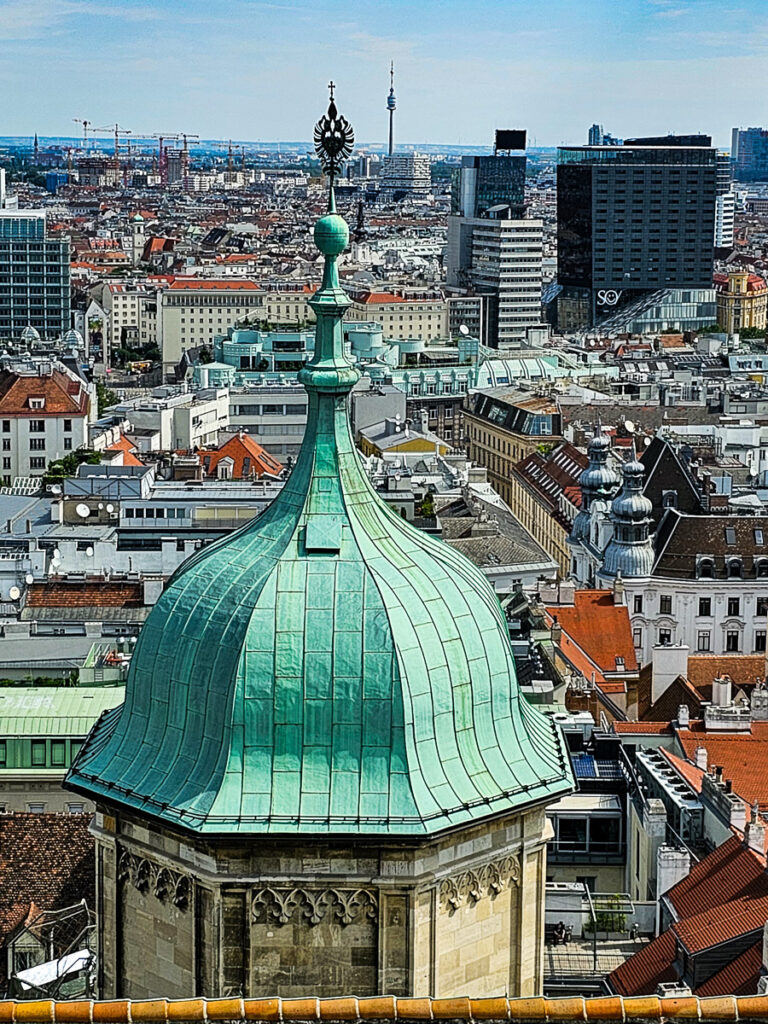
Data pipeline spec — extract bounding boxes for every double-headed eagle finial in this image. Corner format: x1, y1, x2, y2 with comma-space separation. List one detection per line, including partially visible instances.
314, 81, 355, 190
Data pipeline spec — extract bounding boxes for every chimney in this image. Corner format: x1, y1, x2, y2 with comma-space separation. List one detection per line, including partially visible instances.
551, 617, 562, 645
753, 686, 768, 721
677, 704, 690, 727
613, 571, 625, 605
745, 804, 766, 855
657, 845, 691, 898
694, 746, 708, 770
712, 675, 733, 708
651, 644, 690, 704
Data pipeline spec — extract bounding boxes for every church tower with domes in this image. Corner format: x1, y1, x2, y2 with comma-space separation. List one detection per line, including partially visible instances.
67, 89, 571, 1001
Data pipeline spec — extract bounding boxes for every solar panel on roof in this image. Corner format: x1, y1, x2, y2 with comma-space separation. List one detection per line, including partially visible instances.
571, 753, 597, 778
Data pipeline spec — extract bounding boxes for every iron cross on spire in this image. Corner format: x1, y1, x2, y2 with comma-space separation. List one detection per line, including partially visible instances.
328, 80, 335, 100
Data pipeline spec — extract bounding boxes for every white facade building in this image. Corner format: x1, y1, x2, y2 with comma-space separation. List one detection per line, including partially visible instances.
0, 358, 92, 485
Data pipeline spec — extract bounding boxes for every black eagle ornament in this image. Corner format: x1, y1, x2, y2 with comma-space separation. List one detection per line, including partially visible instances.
314, 81, 354, 187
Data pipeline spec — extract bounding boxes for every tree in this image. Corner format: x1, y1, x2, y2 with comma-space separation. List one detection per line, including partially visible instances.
43, 449, 101, 487
96, 380, 118, 416
198, 346, 213, 364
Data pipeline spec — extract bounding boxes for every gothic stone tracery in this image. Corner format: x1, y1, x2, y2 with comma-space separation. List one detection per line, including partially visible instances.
117, 849, 191, 910
438, 854, 521, 913
251, 887, 378, 927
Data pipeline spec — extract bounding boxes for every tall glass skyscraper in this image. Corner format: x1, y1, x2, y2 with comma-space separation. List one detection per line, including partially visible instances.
731, 127, 768, 182
0, 210, 70, 341
556, 140, 717, 330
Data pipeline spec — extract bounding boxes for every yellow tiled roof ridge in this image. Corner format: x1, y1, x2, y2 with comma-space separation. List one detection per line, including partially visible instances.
1, 994, 768, 1023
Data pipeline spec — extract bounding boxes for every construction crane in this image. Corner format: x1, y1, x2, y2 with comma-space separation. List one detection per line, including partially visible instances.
72, 118, 92, 147
151, 133, 182, 183
180, 133, 200, 188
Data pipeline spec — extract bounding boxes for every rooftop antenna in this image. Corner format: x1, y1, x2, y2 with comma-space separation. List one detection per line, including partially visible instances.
387, 61, 397, 157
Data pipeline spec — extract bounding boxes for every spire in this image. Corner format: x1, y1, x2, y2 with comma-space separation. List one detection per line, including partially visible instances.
600, 440, 654, 579
387, 61, 397, 157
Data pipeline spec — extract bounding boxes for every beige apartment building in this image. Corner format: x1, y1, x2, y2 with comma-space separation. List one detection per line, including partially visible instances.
347, 288, 448, 342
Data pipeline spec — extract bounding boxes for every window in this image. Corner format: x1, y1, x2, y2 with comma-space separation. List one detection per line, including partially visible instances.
758, 561, 768, 578
759, 598, 768, 617
659, 629, 672, 646
66, 803, 85, 814
63, 419, 72, 432
699, 598, 712, 616
756, 631, 767, 653
2, 421, 8, 433
728, 597, 740, 617
29, 457, 45, 470
633, 628, 642, 647
729, 560, 742, 578
660, 595, 672, 615
64, 437, 72, 450
31, 741, 46, 766
699, 559, 714, 579
2, 458, 9, 470
0, 740, 6, 765
633, 595, 643, 614
726, 630, 740, 652
28, 420, 45, 433
50, 741, 66, 766
725, 527, 737, 546
27, 803, 46, 813
1, 440, 8, 451
29, 438, 45, 451
697, 631, 711, 652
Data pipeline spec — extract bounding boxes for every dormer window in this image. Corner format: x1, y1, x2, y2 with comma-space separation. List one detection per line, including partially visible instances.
698, 557, 714, 579
757, 559, 768, 578
728, 558, 742, 578
28, 397, 45, 410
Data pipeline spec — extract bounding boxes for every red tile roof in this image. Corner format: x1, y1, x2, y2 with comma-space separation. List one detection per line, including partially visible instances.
609, 928, 677, 996
686, 655, 766, 690
0, 813, 94, 944
612, 721, 673, 734
356, 292, 405, 304
609, 836, 768, 995
167, 279, 261, 291
677, 722, 768, 810
666, 835, 768, 920
195, 432, 282, 480
660, 749, 705, 794
0, 369, 89, 417
695, 940, 762, 996
105, 435, 144, 468
547, 591, 639, 676
26, 582, 144, 608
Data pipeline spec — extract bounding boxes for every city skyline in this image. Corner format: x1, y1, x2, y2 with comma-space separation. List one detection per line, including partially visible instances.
1, 0, 765, 147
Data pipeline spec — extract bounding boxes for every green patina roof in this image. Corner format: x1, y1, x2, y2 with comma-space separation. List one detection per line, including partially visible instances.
66, 165, 572, 836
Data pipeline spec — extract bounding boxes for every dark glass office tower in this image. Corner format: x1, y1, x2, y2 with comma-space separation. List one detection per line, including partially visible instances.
450, 133, 527, 220
556, 139, 717, 330
731, 127, 768, 182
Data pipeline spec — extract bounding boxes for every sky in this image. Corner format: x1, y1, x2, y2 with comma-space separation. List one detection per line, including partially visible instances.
2, 0, 766, 147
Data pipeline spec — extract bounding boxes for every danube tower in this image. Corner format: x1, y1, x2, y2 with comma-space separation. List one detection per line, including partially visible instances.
387, 60, 396, 156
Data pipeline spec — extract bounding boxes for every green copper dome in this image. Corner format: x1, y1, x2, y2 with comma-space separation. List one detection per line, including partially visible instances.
67, 141, 571, 835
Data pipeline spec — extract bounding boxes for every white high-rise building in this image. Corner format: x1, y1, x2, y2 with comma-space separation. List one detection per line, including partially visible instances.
715, 191, 735, 248
379, 153, 431, 198
447, 213, 543, 347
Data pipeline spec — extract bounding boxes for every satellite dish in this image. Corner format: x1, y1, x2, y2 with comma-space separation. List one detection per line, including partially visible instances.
25, 574, 33, 584
9, 586, 20, 601
86, 546, 94, 557
644, 436, 652, 447
50, 484, 62, 495
106, 503, 114, 513
624, 420, 635, 433
459, 324, 470, 336
53, 548, 60, 560
98, 503, 104, 510
75, 503, 90, 519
